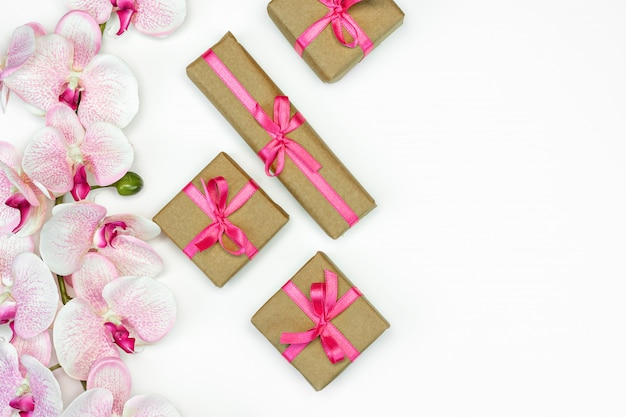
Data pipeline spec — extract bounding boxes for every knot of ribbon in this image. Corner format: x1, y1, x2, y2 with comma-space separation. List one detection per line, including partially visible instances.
295, 0, 374, 57
280, 269, 362, 364
110, 0, 137, 35
255, 96, 320, 177
183, 176, 258, 259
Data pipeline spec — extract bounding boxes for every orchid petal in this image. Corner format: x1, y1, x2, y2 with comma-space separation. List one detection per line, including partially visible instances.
11, 252, 59, 339
45, 103, 85, 147
105, 214, 161, 241
22, 126, 73, 195
133, 0, 187, 37
0, 141, 22, 171
5, 24, 38, 72
60, 388, 113, 417
64, 0, 114, 24
87, 357, 131, 416
103, 276, 176, 343
3, 34, 73, 113
82, 122, 133, 186
55, 10, 102, 71
0, 341, 23, 416
10, 330, 52, 369
122, 394, 182, 417
39, 202, 107, 276
53, 298, 119, 380
0, 233, 34, 285
99, 235, 163, 277
72, 253, 118, 313
79, 54, 138, 128
21, 355, 63, 417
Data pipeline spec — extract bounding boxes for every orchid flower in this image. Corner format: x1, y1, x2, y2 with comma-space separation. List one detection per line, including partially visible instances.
0, 141, 49, 236
39, 201, 162, 277
0, 341, 63, 417
53, 275, 177, 380
83, 357, 181, 417
21, 102, 134, 201
65, 0, 187, 37
0, 22, 46, 112
2, 10, 139, 128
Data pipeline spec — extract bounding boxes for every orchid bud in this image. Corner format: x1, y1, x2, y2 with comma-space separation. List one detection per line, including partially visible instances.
114, 172, 144, 196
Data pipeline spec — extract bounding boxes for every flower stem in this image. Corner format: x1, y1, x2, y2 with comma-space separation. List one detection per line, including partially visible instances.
57, 274, 72, 305
49, 364, 61, 372
55, 195, 64, 205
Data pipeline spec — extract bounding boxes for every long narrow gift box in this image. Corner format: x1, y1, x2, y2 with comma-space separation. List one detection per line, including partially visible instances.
251, 251, 390, 390
186, 32, 375, 239
267, 0, 405, 83
153, 152, 289, 287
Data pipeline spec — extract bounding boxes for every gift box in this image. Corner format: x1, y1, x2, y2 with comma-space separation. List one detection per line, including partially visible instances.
267, 0, 405, 82
186, 32, 376, 239
152, 152, 289, 287
251, 251, 390, 390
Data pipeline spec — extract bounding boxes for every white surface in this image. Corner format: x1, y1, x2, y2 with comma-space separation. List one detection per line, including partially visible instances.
2, 1, 626, 416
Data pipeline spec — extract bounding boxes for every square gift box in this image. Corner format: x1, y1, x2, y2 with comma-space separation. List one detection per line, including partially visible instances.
251, 251, 390, 390
152, 152, 289, 288
186, 31, 376, 239
267, 0, 405, 82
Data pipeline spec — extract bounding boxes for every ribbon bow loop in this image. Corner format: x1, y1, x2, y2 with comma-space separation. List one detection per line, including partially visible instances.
295, 0, 373, 57
182, 176, 258, 259
280, 269, 362, 364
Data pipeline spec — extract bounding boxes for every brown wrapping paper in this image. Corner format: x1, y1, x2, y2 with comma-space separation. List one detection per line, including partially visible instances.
267, 0, 405, 82
251, 251, 390, 390
186, 32, 375, 239
153, 152, 289, 287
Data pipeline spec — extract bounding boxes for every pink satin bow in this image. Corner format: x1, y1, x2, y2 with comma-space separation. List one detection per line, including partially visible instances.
295, 0, 373, 57
111, 0, 136, 35
280, 269, 362, 364
183, 176, 258, 259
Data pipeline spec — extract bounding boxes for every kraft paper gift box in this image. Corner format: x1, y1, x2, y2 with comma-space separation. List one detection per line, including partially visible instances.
186, 32, 376, 240
267, 0, 405, 82
153, 152, 289, 288
251, 251, 390, 390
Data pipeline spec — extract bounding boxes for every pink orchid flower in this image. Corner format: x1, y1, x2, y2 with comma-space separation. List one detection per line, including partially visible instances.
0, 141, 49, 236
53, 275, 177, 380
0, 252, 59, 342
65, 0, 187, 37
21, 102, 134, 201
83, 357, 182, 417
3, 10, 139, 128
0, 341, 63, 417
38, 201, 162, 277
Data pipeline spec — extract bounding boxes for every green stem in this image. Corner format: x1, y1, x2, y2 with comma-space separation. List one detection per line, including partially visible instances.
55, 195, 64, 205
49, 364, 62, 372
57, 274, 72, 305
81, 380, 87, 391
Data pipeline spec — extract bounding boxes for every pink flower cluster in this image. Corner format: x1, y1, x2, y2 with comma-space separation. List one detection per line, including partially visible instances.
0, 2, 186, 416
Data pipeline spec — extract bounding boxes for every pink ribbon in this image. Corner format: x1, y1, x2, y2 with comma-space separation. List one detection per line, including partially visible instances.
202, 49, 359, 227
280, 269, 362, 364
295, 0, 374, 57
183, 176, 258, 259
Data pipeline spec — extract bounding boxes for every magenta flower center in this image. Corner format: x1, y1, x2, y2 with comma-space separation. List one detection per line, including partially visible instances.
70, 164, 90, 201
59, 85, 81, 111
95, 221, 128, 248
104, 322, 136, 353
5, 193, 33, 233
0, 298, 17, 324
10, 393, 35, 417
111, 0, 137, 35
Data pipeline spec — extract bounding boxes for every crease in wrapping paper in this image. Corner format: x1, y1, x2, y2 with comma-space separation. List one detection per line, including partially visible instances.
251, 251, 390, 391
152, 152, 289, 288
267, 0, 405, 82
186, 31, 376, 239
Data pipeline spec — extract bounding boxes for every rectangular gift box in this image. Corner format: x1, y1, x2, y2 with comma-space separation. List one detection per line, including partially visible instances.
267, 0, 405, 83
186, 31, 376, 240
152, 152, 289, 288
251, 251, 390, 390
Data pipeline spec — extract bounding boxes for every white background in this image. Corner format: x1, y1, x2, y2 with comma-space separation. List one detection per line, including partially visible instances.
2, 1, 626, 416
